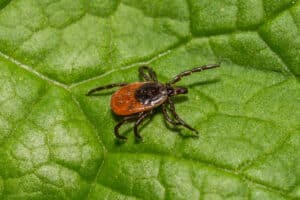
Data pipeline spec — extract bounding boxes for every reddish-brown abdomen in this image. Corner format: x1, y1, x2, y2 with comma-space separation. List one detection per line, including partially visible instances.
111, 82, 152, 116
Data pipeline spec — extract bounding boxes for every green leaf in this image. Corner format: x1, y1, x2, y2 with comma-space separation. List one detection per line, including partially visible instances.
0, 0, 299, 200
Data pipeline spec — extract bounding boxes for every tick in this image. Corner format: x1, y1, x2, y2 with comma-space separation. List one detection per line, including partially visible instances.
87, 64, 220, 141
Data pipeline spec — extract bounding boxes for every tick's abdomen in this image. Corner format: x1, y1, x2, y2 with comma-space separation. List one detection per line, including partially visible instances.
110, 82, 167, 116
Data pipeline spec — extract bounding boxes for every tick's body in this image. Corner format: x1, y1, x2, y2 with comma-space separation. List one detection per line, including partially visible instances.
87, 64, 220, 140
111, 82, 168, 116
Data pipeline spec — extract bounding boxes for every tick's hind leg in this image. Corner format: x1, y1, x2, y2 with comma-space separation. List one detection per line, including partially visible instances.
114, 115, 137, 140
86, 82, 128, 96
139, 66, 158, 82
134, 111, 153, 140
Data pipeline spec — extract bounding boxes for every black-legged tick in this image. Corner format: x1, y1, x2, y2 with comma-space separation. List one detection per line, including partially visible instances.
87, 64, 220, 141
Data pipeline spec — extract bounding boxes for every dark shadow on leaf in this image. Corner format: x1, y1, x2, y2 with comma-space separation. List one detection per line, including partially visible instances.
160, 107, 199, 139
172, 95, 189, 104
85, 91, 115, 97
178, 130, 199, 139
188, 78, 221, 89
163, 120, 199, 139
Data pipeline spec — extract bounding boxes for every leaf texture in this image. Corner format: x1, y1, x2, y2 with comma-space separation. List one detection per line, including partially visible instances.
0, 0, 299, 199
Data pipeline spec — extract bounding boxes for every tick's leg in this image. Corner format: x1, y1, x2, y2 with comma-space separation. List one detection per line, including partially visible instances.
168, 98, 198, 134
167, 64, 220, 85
162, 103, 180, 126
114, 115, 137, 140
86, 82, 128, 96
134, 111, 153, 140
139, 66, 158, 82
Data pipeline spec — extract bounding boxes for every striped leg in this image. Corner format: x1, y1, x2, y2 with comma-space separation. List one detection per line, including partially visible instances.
86, 83, 128, 96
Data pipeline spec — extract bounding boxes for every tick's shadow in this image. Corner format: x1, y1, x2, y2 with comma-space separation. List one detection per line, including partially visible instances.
162, 110, 199, 139
86, 91, 115, 97
188, 78, 221, 89
172, 95, 189, 104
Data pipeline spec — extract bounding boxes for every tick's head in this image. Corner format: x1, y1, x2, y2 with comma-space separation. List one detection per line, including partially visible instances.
167, 85, 188, 96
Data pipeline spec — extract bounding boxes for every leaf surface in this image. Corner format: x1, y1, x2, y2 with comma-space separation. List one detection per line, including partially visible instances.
0, 0, 299, 199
